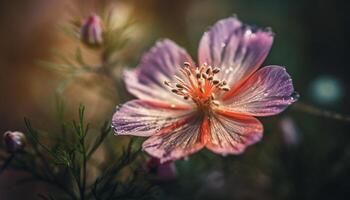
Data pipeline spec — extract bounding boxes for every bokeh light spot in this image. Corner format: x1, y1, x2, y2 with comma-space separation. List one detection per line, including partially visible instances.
309, 75, 343, 104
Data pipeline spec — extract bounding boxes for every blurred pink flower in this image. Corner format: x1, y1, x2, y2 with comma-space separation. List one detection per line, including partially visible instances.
280, 117, 299, 147
143, 157, 177, 181
112, 17, 297, 162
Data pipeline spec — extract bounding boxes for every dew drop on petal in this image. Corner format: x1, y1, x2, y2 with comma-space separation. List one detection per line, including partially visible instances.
290, 91, 300, 102
225, 67, 233, 74
245, 29, 252, 37
171, 104, 176, 108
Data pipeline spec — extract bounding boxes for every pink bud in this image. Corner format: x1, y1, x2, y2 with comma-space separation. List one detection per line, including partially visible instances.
143, 157, 177, 181
80, 14, 103, 47
3, 131, 26, 153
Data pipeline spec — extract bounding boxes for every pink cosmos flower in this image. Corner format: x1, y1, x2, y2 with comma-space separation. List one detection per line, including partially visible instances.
112, 17, 297, 163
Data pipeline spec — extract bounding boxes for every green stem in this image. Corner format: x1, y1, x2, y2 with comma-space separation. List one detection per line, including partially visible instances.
69, 167, 81, 199
292, 102, 350, 122
81, 144, 87, 200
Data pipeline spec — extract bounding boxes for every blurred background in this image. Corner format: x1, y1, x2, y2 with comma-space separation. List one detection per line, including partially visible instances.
1, 0, 350, 199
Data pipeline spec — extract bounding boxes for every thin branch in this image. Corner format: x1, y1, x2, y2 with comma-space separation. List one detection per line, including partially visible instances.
292, 102, 350, 123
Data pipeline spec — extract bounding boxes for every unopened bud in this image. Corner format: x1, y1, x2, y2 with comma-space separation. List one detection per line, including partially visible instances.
80, 14, 103, 47
3, 131, 26, 153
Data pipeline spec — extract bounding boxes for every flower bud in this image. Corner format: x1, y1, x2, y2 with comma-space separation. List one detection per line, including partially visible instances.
3, 131, 26, 153
143, 157, 177, 182
80, 14, 103, 47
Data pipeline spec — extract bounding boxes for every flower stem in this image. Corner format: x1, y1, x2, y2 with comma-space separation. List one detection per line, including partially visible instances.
292, 102, 350, 123
81, 144, 87, 200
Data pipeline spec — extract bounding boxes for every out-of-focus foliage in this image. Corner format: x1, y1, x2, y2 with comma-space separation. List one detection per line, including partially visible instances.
1, 104, 159, 200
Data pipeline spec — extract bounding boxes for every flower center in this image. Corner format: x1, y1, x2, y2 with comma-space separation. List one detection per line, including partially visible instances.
164, 62, 229, 112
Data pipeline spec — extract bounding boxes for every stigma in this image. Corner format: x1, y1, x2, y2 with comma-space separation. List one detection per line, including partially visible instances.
164, 62, 229, 110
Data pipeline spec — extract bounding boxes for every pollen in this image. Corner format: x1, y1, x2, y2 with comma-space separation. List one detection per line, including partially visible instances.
164, 62, 229, 109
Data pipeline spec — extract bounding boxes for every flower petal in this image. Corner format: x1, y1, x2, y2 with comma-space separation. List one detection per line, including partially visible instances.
112, 100, 193, 137
222, 66, 295, 116
206, 110, 263, 155
125, 39, 195, 104
142, 114, 206, 163
198, 17, 274, 90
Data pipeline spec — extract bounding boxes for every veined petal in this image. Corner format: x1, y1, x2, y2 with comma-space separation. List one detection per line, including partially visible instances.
112, 100, 193, 137
198, 17, 274, 93
125, 39, 195, 104
142, 114, 206, 163
206, 109, 263, 154
222, 66, 295, 116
